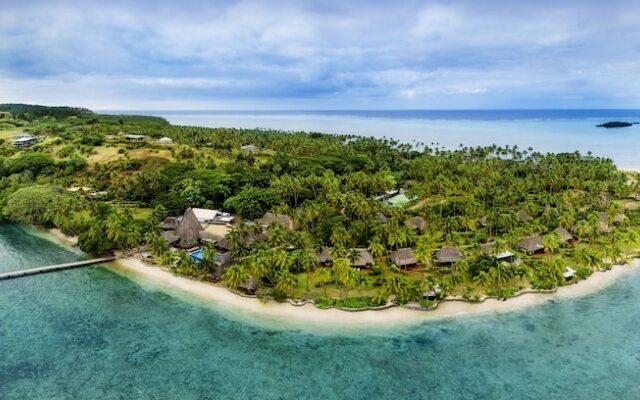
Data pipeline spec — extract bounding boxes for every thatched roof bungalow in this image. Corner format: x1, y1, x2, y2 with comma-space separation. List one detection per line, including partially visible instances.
350, 248, 374, 268
517, 210, 532, 222
239, 277, 258, 294
408, 216, 426, 231
613, 213, 627, 225
624, 202, 638, 211
390, 248, 417, 268
518, 235, 544, 253
554, 227, 575, 243
316, 247, 334, 266
436, 246, 463, 264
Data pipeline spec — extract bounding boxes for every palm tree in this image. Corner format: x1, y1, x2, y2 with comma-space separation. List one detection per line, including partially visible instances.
315, 268, 333, 297
383, 274, 413, 304
276, 269, 297, 296
223, 265, 249, 290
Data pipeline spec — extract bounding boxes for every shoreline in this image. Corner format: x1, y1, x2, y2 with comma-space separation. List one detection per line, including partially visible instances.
106, 255, 638, 329
28, 225, 639, 330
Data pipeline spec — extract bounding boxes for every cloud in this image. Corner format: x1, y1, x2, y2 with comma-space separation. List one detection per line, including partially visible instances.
0, 0, 639, 109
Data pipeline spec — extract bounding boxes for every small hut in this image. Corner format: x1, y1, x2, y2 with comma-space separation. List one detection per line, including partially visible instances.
563, 267, 576, 280
390, 248, 417, 268
518, 235, 544, 254
436, 246, 463, 265
376, 213, 388, 223
554, 227, 575, 243
316, 247, 334, 266
350, 248, 374, 268
480, 242, 514, 261
161, 231, 180, 244
258, 212, 298, 230
517, 210, 532, 222
408, 216, 426, 231
239, 277, 258, 295
624, 202, 638, 211
478, 216, 488, 227
176, 208, 203, 247
158, 136, 173, 144
161, 217, 179, 230
613, 214, 627, 225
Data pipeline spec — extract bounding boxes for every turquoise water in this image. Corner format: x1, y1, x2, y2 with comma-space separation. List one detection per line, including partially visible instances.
2, 224, 640, 399
146, 110, 640, 169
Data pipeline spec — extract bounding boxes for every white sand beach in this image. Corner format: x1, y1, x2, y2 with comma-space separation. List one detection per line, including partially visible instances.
107, 256, 638, 329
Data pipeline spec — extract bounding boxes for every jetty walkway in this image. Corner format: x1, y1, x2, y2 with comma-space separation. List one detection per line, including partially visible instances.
0, 256, 117, 280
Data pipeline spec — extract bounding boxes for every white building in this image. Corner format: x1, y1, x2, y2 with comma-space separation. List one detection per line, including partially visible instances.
158, 136, 173, 144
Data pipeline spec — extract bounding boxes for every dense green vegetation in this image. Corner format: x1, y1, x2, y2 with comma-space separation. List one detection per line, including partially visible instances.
2, 103, 639, 308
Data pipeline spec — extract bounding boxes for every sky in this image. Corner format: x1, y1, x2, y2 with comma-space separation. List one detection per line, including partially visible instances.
1, 0, 640, 110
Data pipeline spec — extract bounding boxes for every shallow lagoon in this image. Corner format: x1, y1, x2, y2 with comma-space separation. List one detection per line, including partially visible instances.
2, 224, 640, 399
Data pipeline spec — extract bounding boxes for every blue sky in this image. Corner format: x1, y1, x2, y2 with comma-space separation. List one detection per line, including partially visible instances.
1, 0, 640, 110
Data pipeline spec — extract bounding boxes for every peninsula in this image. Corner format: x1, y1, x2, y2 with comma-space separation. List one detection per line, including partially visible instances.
1, 103, 639, 314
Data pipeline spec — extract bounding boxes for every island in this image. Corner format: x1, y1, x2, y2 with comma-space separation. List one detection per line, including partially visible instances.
596, 121, 635, 128
1, 103, 639, 312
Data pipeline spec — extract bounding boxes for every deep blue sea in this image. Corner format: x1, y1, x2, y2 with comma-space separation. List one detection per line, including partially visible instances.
2, 224, 640, 399
116, 109, 640, 169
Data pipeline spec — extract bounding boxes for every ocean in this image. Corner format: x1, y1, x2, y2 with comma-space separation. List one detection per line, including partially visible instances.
2, 225, 640, 399
132, 109, 640, 169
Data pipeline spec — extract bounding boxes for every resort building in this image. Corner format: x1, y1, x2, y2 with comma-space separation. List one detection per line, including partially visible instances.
408, 216, 426, 231
12, 134, 37, 148
518, 235, 544, 254
191, 208, 219, 223
316, 247, 334, 266
554, 227, 575, 243
386, 189, 416, 207
241, 144, 259, 153
158, 136, 173, 144
349, 248, 374, 269
436, 246, 463, 265
124, 134, 146, 141
517, 210, 532, 222
389, 248, 417, 268
481, 243, 515, 261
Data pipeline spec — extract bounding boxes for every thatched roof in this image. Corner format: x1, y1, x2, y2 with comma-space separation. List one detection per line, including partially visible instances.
350, 248, 374, 268
160, 217, 178, 230
216, 251, 233, 267
316, 247, 333, 264
478, 216, 488, 227
199, 230, 223, 242
176, 208, 203, 247
436, 246, 463, 264
554, 227, 574, 242
600, 221, 612, 234
161, 231, 180, 244
239, 276, 258, 294
376, 212, 388, 223
518, 235, 544, 253
517, 210, 532, 222
390, 248, 417, 267
409, 216, 426, 231
614, 213, 627, 224
624, 202, 638, 211
480, 242, 514, 259
258, 212, 298, 230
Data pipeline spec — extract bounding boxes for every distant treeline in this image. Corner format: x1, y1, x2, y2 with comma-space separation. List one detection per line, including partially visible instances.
0, 103, 94, 119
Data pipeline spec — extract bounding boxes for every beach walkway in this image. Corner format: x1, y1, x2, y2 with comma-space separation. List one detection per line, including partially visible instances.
0, 256, 117, 280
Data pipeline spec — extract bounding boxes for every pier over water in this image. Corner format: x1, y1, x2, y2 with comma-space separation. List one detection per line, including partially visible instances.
0, 256, 117, 280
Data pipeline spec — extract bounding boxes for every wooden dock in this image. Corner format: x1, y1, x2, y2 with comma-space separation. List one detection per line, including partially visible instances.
0, 256, 117, 280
